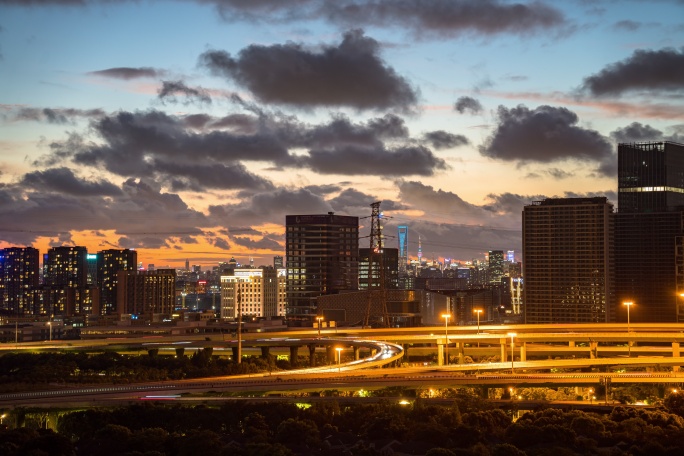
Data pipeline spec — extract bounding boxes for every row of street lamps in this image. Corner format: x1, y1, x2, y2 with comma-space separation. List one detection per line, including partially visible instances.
441, 308, 484, 366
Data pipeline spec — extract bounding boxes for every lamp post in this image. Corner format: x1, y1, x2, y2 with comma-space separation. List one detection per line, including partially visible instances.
474, 309, 483, 348
336, 347, 343, 372
442, 314, 451, 366
507, 332, 517, 373
48, 321, 52, 342
316, 316, 324, 337
623, 301, 633, 357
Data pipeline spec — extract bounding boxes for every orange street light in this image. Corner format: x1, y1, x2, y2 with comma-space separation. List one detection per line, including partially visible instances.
316, 316, 324, 337
442, 314, 451, 366
623, 301, 634, 356
336, 347, 343, 372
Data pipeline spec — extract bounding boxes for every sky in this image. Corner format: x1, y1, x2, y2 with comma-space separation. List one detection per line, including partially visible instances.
1, 0, 684, 269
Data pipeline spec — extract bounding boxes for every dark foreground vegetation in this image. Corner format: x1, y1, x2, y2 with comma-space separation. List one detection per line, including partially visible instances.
0, 350, 282, 392
5, 392, 684, 455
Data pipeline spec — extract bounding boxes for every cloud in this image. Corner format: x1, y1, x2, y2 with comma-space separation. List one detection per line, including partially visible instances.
232, 235, 282, 250
45, 110, 285, 191
581, 47, 684, 96
88, 67, 164, 80
0, 177, 209, 248
199, 29, 418, 111
613, 20, 642, 32
19, 167, 122, 196
320, 0, 567, 38
610, 122, 664, 143
8, 107, 104, 124
423, 130, 469, 149
305, 144, 447, 176
454, 96, 483, 115
480, 104, 613, 174
158, 80, 212, 104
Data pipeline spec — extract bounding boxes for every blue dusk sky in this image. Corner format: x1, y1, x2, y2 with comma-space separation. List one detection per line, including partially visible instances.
1, 0, 683, 268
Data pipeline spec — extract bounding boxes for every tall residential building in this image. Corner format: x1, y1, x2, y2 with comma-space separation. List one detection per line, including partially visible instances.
285, 213, 359, 323
359, 247, 399, 290
86, 253, 98, 285
616, 141, 684, 322
523, 197, 614, 324
220, 267, 286, 319
0, 247, 40, 315
397, 225, 408, 275
43, 246, 95, 316
97, 249, 138, 315
117, 269, 176, 319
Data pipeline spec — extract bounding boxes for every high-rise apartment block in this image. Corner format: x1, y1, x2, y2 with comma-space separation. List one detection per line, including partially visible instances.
616, 141, 684, 322
285, 213, 358, 323
523, 197, 614, 323
97, 249, 137, 315
488, 250, 504, 285
42, 246, 97, 316
220, 267, 286, 319
0, 247, 40, 315
116, 269, 176, 319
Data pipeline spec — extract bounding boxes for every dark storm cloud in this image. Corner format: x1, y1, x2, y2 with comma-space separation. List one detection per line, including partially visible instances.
208, 188, 333, 226
199, 29, 418, 111
423, 130, 469, 149
298, 114, 408, 150
581, 47, 684, 96
10, 107, 104, 124
397, 180, 490, 220
20, 167, 122, 196
305, 144, 447, 176
181, 113, 260, 134
610, 122, 664, 143
88, 67, 164, 80
321, 0, 566, 38
304, 184, 342, 195
0, 177, 209, 248
546, 168, 574, 179
194, 0, 566, 38
158, 80, 212, 104
49, 110, 287, 190
610, 122, 684, 144
480, 104, 613, 174
232, 235, 282, 250
454, 96, 483, 115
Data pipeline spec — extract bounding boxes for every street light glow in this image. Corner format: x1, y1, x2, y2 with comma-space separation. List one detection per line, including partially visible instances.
442, 314, 450, 366
507, 332, 517, 373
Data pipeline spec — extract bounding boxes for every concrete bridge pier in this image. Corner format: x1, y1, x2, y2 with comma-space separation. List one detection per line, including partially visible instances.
402, 344, 409, 363
326, 345, 335, 364
520, 342, 527, 362
673, 342, 681, 372
590, 341, 598, 359
354, 346, 361, 360
438, 342, 445, 366
308, 344, 316, 367
231, 346, 239, 364
260, 346, 270, 359
500, 339, 507, 363
289, 346, 299, 367
456, 342, 464, 364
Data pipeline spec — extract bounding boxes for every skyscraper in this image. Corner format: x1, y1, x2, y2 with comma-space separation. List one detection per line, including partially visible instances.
43, 246, 95, 316
359, 247, 399, 290
117, 269, 176, 319
0, 247, 40, 315
523, 197, 614, 323
616, 141, 684, 322
488, 250, 504, 285
97, 249, 138, 315
285, 213, 359, 324
397, 225, 408, 275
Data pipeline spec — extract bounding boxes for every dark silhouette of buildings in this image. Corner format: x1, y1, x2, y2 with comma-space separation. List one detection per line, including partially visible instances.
117, 269, 176, 320
616, 141, 684, 322
523, 197, 614, 323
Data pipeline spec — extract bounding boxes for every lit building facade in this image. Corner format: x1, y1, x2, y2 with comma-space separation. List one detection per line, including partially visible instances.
358, 247, 399, 290
523, 197, 614, 323
220, 267, 287, 319
397, 225, 408, 275
285, 213, 358, 323
0, 247, 40, 316
116, 269, 176, 319
616, 141, 684, 322
97, 249, 137, 315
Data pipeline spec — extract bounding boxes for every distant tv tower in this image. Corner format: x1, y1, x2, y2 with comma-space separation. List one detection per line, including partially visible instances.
417, 235, 423, 263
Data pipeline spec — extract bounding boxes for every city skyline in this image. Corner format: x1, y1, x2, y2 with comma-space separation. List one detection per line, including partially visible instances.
2, 0, 684, 268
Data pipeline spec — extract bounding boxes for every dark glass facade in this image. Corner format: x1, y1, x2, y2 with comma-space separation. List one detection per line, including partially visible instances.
285, 213, 358, 323
616, 140, 684, 322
